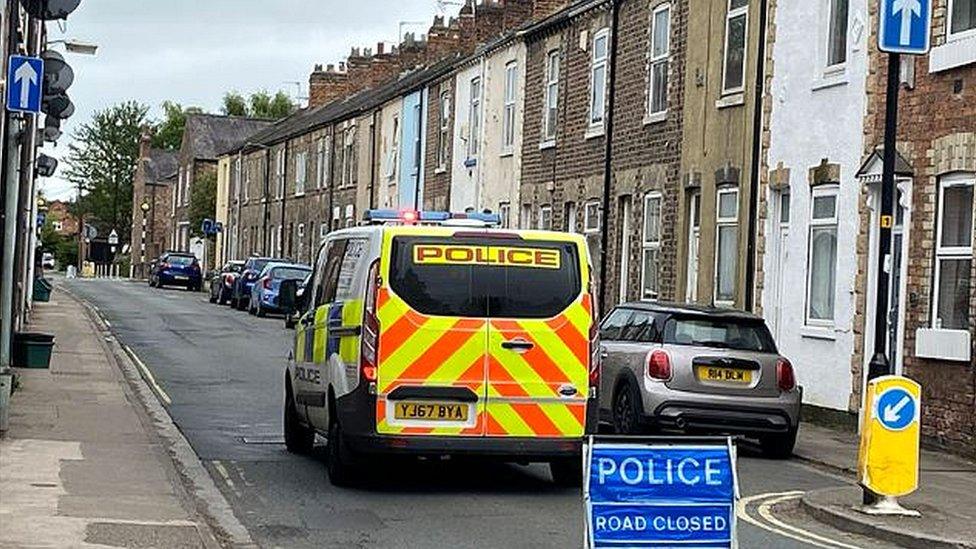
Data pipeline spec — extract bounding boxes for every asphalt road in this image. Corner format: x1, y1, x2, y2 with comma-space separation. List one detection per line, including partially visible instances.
64, 278, 894, 549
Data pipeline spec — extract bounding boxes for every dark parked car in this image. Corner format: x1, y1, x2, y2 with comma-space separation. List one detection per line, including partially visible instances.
598, 302, 801, 458
148, 252, 202, 291
248, 263, 312, 317
209, 260, 245, 304
231, 257, 285, 310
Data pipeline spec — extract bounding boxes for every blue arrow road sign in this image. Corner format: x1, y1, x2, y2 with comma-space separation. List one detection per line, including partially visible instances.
878, 0, 931, 54
876, 387, 918, 431
6, 55, 44, 114
584, 439, 738, 548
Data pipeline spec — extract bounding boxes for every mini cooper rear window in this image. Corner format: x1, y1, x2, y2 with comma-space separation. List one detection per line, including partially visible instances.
167, 255, 195, 266
389, 237, 582, 319
663, 316, 777, 353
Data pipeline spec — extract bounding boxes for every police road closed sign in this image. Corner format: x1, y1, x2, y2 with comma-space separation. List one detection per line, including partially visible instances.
584, 439, 738, 548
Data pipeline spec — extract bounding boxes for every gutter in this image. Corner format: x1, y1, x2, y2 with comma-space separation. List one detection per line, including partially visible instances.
744, 0, 769, 312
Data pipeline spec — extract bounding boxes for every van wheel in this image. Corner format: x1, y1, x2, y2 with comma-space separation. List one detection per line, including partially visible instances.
326, 419, 358, 487
760, 427, 798, 460
612, 382, 643, 435
549, 457, 582, 487
283, 386, 314, 454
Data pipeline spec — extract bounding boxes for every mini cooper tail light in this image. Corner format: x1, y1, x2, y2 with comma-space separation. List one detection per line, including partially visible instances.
646, 350, 672, 381
777, 358, 796, 392
360, 259, 381, 382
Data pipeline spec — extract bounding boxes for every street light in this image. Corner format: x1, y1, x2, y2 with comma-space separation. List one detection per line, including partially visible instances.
47, 39, 98, 56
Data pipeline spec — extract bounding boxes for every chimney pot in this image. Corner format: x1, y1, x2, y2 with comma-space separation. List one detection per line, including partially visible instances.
377, 42, 385, 54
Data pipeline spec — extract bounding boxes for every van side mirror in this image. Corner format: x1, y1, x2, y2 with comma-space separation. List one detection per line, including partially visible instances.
279, 279, 299, 312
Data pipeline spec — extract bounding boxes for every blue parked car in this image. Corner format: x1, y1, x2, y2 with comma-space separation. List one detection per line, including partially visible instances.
232, 257, 285, 311
249, 263, 312, 317
149, 252, 202, 291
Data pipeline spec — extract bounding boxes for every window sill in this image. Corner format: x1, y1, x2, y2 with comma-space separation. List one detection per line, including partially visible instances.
915, 328, 971, 362
294, 192, 305, 198
801, 326, 837, 341
812, 68, 848, 91
715, 93, 745, 109
434, 167, 447, 175
539, 140, 556, 151
643, 111, 667, 125
584, 126, 605, 140
500, 148, 515, 158
929, 34, 976, 73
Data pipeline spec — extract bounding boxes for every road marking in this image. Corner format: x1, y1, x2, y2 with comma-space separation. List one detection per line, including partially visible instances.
212, 460, 241, 498
123, 344, 172, 406
737, 491, 862, 549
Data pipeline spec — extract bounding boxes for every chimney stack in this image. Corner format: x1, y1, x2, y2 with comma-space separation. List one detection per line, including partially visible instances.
308, 62, 351, 108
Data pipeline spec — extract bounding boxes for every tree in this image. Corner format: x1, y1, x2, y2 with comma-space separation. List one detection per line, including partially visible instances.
188, 170, 217, 239
222, 91, 248, 117
40, 218, 78, 269
63, 101, 148, 246
221, 90, 296, 120
152, 101, 204, 150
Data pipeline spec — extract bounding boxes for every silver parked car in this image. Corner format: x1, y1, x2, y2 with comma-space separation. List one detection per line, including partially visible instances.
598, 302, 801, 458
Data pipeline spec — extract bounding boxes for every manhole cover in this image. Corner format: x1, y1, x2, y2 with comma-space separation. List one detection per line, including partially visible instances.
241, 435, 284, 445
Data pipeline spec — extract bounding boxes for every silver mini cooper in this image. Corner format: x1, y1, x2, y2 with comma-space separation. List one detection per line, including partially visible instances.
597, 302, 801, 458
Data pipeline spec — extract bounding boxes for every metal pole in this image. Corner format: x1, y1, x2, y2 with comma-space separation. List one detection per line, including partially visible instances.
864, 51, 900, 505
1, 118, 23, 370
598, 0, 621, 317
868, 52, 900, 382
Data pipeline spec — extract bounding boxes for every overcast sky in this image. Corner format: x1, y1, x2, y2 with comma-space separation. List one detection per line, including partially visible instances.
42, 0, 451, 201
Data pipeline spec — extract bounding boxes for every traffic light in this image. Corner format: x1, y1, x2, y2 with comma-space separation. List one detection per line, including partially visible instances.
40, 50, 75, 120
35, 154, 58, 177
20, 0, 81, 20
40, 115, 61, 143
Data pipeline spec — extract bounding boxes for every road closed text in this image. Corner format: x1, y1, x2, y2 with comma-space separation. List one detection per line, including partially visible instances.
593, 511, 729, 534
412, 245, 561, 270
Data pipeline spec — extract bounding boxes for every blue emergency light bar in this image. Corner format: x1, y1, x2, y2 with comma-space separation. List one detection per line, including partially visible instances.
363, 209, 501, 226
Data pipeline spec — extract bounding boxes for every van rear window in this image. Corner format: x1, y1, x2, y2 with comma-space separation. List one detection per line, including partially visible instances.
389, 237, 582, 319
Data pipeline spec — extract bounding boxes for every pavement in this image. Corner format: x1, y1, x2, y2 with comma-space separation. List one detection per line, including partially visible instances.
794, 423, 976, 549
7, 275, 971, 548
0, 285, 228, 548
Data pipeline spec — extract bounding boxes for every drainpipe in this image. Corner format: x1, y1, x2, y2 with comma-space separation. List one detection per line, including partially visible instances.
744, 0, 769, 313
598, 0, 621, 317
369, 110, 379, 209
327, 126, 336, 233
280, 141, 289, 258
262, 148, 271, 254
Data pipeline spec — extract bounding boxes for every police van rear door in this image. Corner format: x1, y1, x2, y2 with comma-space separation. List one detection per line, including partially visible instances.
377, 230, 489, 436
483, 234, 591, 439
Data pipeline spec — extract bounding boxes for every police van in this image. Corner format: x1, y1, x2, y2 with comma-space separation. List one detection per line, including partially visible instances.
281, 210, 599, 486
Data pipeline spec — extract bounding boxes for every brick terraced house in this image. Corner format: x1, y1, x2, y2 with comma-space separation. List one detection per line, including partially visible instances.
215, 0, 974, 457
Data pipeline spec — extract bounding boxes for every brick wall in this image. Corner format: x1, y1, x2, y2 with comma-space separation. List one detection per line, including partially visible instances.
855, 0, 976, 457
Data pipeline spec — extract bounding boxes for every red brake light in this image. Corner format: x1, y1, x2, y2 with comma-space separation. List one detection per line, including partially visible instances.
777, 358, 796, 392
262, 277, 272, 290
160, 262, 170, 270
360, 259, 381, 382
646, 350, 672, 381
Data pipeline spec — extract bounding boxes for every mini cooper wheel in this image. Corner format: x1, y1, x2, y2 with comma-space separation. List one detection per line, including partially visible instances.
612, 382, 643, 435
283, 385, 314, 454
759, 427, 798, 460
